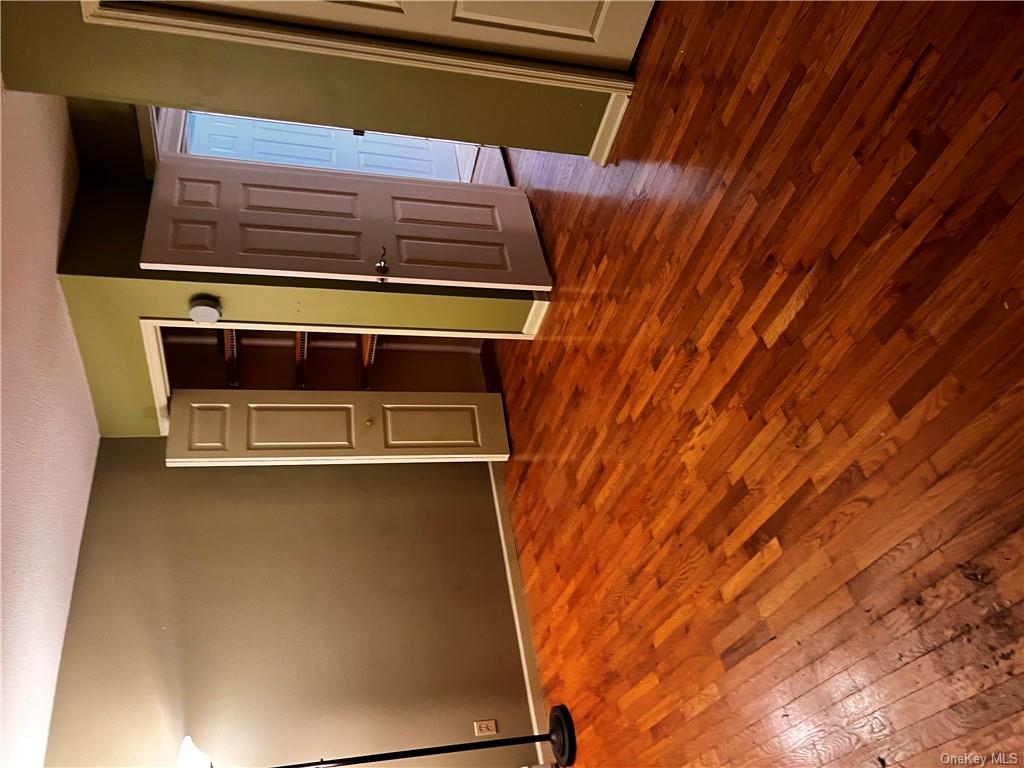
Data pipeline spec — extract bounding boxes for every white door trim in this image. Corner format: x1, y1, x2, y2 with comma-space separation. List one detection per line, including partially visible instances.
487, 462, 553, 767
141, 319, 175, 435
589, 92, 630, 165
522, 294, 551, 337
155, 106, 186, 158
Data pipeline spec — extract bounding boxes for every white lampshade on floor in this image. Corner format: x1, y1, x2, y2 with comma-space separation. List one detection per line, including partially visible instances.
177, 737, 213, 768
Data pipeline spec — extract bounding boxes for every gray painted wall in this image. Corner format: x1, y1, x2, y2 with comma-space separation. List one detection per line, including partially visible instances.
46, 439, 535, 767
1, 90, 99, 768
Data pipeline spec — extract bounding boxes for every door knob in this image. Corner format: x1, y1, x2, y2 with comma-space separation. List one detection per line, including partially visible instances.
375, 247, 389, 275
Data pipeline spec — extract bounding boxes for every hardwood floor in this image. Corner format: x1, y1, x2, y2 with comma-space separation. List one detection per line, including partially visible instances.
495, 3, 1024, 766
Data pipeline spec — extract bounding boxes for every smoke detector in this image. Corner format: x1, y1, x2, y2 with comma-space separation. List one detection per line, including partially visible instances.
188, 295, 222, 325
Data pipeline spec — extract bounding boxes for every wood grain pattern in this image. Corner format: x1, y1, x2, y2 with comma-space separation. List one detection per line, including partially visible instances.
494, 3, 1024, 766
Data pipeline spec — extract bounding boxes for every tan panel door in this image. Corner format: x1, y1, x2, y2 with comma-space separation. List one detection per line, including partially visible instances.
142, 154, 551, 290
166, 389, 510, 466
171, 1, 654, 70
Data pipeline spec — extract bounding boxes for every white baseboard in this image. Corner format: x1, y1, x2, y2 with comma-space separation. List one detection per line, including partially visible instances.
488, 462, 555, 767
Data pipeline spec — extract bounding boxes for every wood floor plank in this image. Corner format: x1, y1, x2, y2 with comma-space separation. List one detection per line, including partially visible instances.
495, 3, 1024, 765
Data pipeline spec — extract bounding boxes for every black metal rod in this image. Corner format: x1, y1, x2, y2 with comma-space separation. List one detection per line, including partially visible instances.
268, 732, 551, 768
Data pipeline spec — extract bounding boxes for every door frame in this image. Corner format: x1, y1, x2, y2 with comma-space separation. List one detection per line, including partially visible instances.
82, 0, 634, 164
155, 106, 186, 157
140, 314, 548, 436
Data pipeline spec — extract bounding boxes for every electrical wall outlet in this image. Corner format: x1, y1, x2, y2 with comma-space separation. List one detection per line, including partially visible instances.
473, 719, 498, 737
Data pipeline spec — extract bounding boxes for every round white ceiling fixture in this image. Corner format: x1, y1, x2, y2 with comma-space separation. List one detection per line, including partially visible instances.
188, 295, 222, 325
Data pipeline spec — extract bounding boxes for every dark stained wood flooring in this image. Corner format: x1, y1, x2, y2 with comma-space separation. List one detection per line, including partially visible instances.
495, 3, 1024, 766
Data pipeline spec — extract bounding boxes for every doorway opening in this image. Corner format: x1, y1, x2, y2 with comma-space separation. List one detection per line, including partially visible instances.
147, 321, 509, 465
153, 107, 511, 186
140, 318, 511, 436
160, 326, 491, 393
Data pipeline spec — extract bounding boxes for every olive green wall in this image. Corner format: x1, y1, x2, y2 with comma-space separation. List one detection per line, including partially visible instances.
1, 1, 609, 154
46, 439, 536, 767
60, 273, 533, 436
66, 97, 146, 179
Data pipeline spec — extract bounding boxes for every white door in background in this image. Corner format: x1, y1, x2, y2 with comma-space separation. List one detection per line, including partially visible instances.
186, 112, 463, 182
141, 154, 552, 290
165, 389, 510, 466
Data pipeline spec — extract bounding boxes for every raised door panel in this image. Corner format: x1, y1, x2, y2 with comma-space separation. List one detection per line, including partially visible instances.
382, 182, 549, 289
373, 393, 506, 459
142, 154, 551, 289
352, 132, 461, 181
171, 1, 654, 69
143, 155, 378, 278
166, 389, 509, 465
